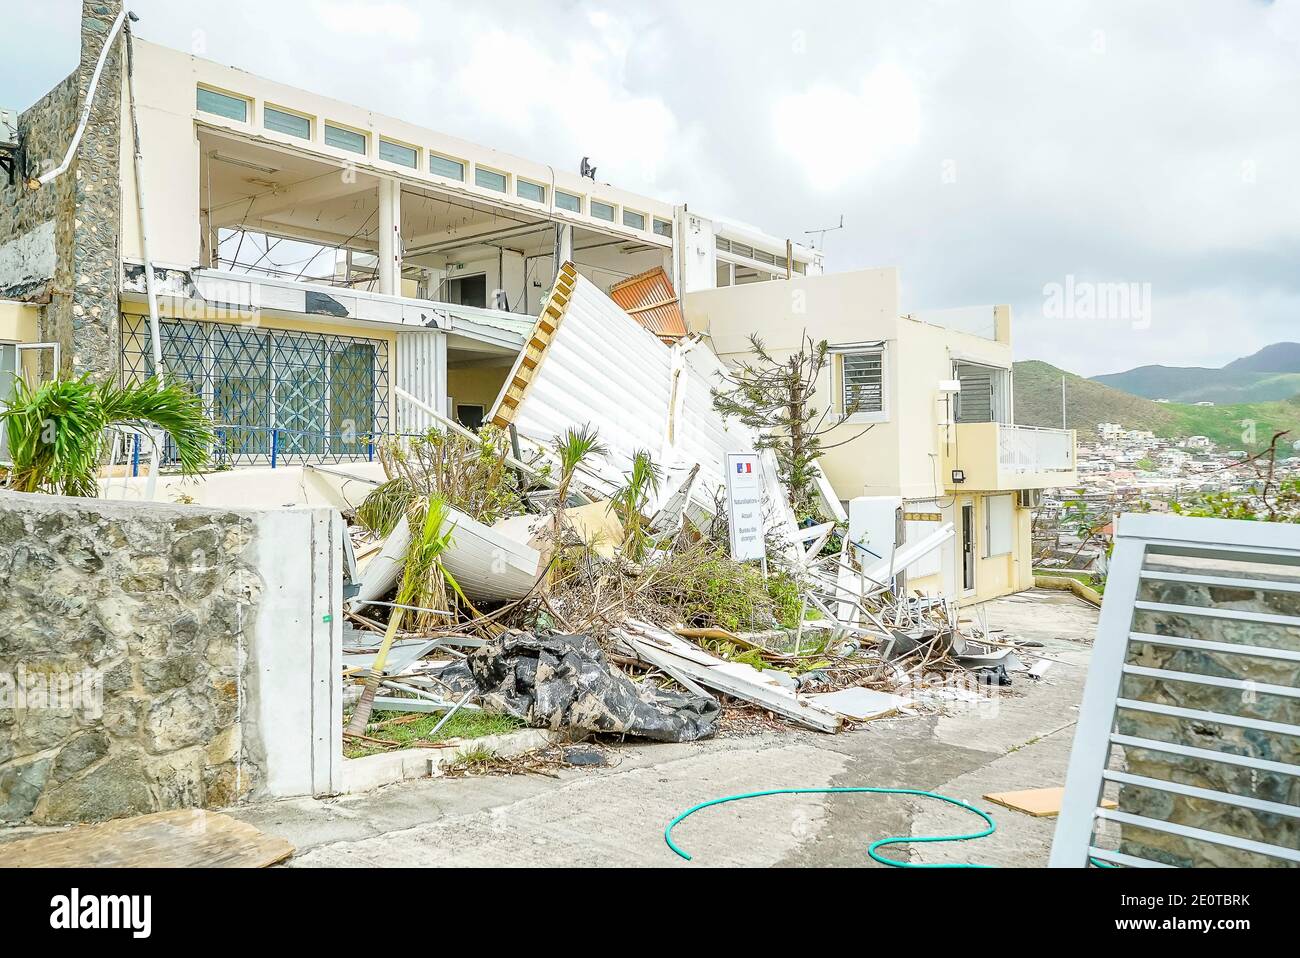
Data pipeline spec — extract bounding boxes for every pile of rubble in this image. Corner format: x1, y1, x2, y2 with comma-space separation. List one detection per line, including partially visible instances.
335, 265, 1048, 750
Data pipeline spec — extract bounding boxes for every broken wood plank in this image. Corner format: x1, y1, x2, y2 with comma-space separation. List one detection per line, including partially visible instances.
0, 809, 293, 868
983, 786, 1117, 818
621, 621, 842, 733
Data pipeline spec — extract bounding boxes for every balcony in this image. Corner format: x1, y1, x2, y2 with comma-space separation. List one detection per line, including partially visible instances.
944, 422, 1077, 491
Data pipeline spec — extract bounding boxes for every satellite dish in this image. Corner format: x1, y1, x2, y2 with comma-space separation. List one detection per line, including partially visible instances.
580, 156, 597, 181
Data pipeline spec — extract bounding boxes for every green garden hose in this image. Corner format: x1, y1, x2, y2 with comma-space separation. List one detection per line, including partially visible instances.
664, 787, 997, 868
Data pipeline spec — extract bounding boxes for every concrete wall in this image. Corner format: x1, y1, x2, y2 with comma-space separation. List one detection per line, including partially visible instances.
0, 491, 343, 824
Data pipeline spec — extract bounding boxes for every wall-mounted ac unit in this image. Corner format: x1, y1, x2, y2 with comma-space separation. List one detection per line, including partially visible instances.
1018, 488, 1043, 509
0, 108, 18, 150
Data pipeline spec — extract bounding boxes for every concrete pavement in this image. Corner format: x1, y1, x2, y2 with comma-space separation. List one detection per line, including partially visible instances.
233, 590, 1100, 867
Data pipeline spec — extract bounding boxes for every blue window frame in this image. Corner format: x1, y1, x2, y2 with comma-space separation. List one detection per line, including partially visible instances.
475, 167, 507, 192
196, 87, 247, 122
379, 139, 418, 168
325, 123, 367, 155
264, 106, 310, 139
430, 154, 465, 180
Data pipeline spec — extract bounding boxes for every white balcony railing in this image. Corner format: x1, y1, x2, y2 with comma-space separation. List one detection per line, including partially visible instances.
998, 423, 1076, 473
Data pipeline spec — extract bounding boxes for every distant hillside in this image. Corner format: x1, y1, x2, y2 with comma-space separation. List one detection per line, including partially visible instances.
1092, 342, 1300, 404
1225, 342, 1300, 373
1014, 359, 1300, 450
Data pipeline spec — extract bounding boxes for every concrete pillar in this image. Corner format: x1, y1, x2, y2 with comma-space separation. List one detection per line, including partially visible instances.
377, 178, 401, 295
555, 222, 572, 272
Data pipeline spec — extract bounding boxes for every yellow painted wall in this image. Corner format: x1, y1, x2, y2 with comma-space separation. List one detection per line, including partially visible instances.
447, 364, 508, 415
682, 270, 1016, 502
0, 301, 40, 343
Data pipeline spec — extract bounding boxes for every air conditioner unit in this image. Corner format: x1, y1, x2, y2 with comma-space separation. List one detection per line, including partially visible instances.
1019, 488, 1043, 509
0, 108, 18, 150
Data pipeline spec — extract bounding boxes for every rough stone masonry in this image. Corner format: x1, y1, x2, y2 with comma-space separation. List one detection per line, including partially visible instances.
0, 491, 266, 824
0, 0, 123, 379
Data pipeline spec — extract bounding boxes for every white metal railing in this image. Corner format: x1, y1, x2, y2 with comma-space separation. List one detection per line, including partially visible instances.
998, 423, 1075, 473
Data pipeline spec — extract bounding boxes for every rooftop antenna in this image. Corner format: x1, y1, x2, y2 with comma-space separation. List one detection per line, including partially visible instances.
804, 214, 844, 250
580, 156, 597, 181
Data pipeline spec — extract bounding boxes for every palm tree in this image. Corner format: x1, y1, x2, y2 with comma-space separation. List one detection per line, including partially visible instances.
551, 423, 608, 512
346, 494, 464, 735
611, 449, 663, 561
1, 375, 212, 496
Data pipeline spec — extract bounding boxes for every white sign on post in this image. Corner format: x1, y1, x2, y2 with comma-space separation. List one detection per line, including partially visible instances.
724, 452, 767, 562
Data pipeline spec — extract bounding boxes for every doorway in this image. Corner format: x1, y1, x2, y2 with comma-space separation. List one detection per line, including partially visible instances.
961, 501, 976, 593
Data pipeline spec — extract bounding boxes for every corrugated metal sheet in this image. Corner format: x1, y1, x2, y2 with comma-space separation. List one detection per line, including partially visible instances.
490, 265, 797, 537
395, 330, 445, 432
609, 267, 688, 339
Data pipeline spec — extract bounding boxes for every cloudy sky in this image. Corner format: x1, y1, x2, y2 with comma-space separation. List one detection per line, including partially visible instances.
6, 0, 1297, 375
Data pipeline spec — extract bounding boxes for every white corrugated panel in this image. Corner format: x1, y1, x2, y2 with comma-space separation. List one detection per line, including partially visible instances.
395, 330, 445, 434
495, 270, 802, 545
505, 273, 675, 484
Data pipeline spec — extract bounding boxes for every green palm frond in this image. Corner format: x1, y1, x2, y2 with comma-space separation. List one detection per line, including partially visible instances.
0, 374, 213, 497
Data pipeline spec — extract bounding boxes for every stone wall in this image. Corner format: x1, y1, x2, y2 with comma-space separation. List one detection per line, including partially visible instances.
1117, 574, 1300, 867
0, 0, 124, 379
0, 491, 344, 824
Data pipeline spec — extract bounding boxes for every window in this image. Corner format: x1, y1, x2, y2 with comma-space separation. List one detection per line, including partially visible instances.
755, 249, 776, 266
731, 241, 754, 259
378, 139, 418, 169
429, 154, 465, 180
555, 190, 582, 213
841, 351, 884, 416
517, 179, 545, 203
622, 209, 645, 230
325, 123, 367, 155
590, 200, 616, 222
715, 237, 731, 253
793, 261, 806, 274
119, 315, 388, 464
264, 105, 310, 139
196, 87, 247, 122
653, 218, 673, 238
716, 261, 732, 287
446, 274, 487, 308
984, 494, 1014, 557
475, 167, 507, 192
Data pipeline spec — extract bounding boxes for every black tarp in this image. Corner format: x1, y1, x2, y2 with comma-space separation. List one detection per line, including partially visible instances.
439, 632, 719, 743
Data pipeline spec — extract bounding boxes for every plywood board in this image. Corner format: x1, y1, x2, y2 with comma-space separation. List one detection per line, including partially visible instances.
984, 786, 1116, 819
0, 809, 294, 868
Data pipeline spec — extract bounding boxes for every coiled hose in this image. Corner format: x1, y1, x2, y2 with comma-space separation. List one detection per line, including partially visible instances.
664, 787, 997, 867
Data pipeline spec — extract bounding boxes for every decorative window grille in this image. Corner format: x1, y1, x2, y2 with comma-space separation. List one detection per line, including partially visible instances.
120, 315, 389, 465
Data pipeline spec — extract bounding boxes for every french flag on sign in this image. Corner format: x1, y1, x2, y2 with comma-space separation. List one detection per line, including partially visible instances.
736, 462, 752, 474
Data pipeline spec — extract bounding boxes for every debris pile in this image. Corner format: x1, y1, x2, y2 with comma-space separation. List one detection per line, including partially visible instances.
334, 265, 1050, 755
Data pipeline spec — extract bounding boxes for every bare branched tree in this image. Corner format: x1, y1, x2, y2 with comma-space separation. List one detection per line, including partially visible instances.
711, 332, 872, 518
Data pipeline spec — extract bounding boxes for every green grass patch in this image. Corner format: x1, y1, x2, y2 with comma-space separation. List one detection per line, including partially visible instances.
1035, 568, 1106, 595
344, 706, 523, 758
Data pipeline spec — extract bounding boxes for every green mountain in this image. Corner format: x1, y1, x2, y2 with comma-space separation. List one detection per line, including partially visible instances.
1014, 359, 1300, 451
1091, 342, 1300, 404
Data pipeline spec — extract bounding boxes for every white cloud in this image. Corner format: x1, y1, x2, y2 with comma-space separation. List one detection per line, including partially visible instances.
315, 1, 424, 43
771, 64, 921, 190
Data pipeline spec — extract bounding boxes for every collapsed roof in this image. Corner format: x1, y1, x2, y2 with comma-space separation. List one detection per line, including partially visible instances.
489, 261, 797, 535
